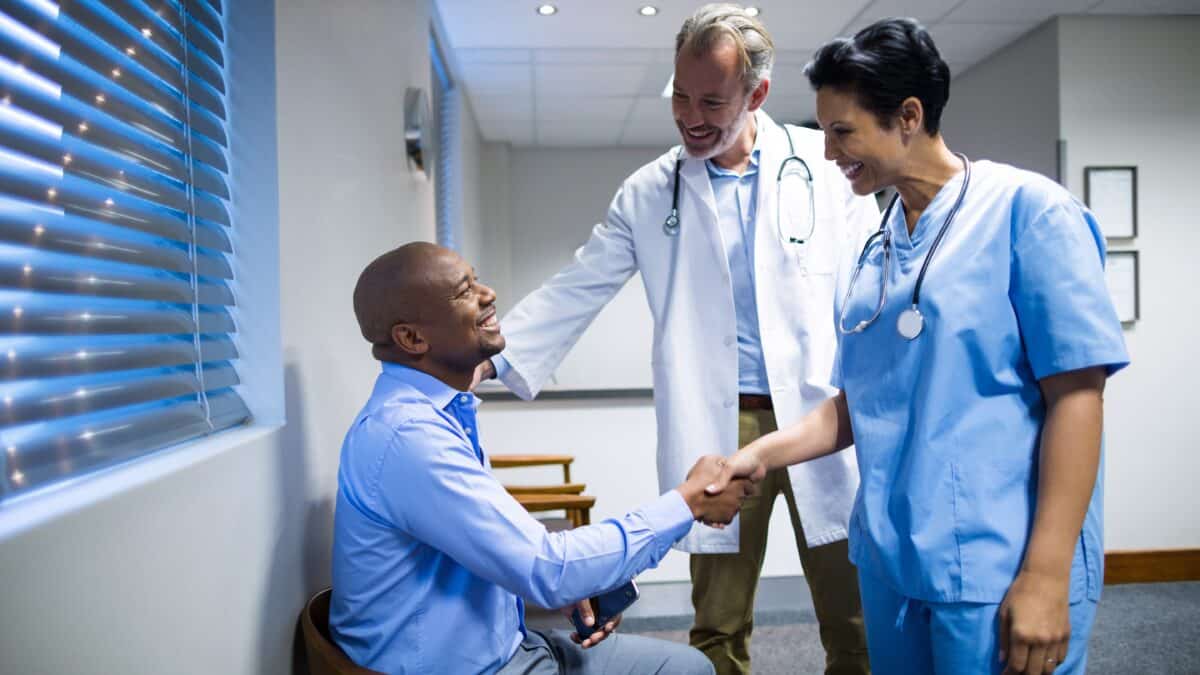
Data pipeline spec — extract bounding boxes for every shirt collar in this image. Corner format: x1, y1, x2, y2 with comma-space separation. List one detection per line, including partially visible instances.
380, 362, 477, 412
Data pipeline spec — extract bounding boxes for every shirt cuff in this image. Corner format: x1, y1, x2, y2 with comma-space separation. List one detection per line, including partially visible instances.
491, 354, 512, 380
639, 489, 695, 547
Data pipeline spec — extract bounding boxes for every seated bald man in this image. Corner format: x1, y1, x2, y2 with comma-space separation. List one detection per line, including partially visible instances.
330, 242, 748, 674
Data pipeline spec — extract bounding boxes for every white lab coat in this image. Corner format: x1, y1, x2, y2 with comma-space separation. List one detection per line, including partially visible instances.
497, 110, 880, 553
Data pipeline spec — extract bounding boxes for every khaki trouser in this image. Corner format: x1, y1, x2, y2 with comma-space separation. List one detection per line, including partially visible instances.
689, 408, 870, 675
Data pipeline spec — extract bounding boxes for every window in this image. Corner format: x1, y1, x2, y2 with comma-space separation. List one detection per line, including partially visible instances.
0, 0, 249, 500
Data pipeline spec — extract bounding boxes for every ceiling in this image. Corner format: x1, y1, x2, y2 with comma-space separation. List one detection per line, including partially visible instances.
433, 0, 1200, 148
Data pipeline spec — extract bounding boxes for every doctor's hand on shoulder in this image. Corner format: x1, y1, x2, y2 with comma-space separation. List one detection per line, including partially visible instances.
677, 455, 754, 527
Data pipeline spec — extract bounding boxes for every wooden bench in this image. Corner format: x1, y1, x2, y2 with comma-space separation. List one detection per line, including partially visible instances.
491, 454, 593, 527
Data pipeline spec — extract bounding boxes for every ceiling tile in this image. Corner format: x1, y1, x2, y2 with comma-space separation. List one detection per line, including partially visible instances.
635, 63, 673, 97
535, 48, 658, 64
1088, 0, 1200, 12
469, 93, 534, 121
459, 63, 531, 96
537, 96, 634, 122
775, 49, 817, 65
535, 64, 647, 97
438, 0, 1185, 150
941, 0, 1097, 23
478, 117, 534, 145
844, 0, 965, 33
620, 97, 678, 146
927, 22, 1039, 69
536, 120, 623, 147
436, 0, 697, 49
626, 96, 673, 124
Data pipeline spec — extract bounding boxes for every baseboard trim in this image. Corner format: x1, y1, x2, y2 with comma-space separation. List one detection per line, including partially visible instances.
1105, 549, 1200, 585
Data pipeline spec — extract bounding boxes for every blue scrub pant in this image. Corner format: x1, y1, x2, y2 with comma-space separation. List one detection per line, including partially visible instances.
857, 569, 1097, 674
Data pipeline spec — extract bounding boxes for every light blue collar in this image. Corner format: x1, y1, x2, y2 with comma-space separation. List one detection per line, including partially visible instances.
380, 362, 476, 411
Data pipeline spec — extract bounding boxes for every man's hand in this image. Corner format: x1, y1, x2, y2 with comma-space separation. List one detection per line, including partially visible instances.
704, 447, 767, 496
469, 359, 497, 391
678, 455, 753, 526
560, 598, 621, 648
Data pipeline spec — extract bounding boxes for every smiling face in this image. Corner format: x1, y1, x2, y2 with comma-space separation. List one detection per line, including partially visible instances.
671, 37, 766, 164
353, 243, 504, 383
415, 248, 505, 373
816, 86, 908, 196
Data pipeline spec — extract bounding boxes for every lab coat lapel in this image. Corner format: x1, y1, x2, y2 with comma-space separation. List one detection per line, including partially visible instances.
753, 110, 788, 270
678, 152, 727, 272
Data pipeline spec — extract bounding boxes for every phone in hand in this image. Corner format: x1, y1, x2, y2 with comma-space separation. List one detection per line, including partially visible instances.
570, 580, 640, 639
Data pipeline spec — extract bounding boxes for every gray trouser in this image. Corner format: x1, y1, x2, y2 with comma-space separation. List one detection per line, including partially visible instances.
497, 629, 714, 675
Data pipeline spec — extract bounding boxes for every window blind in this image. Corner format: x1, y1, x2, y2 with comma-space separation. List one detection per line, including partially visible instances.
0, 0, 249, 500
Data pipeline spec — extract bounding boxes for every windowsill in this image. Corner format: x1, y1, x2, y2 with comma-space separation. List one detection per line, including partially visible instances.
0, 421, 284, 542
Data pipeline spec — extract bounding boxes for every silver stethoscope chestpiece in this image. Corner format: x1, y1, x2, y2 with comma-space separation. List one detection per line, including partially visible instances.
663, 210, 680, 236
897, 306, 924, 340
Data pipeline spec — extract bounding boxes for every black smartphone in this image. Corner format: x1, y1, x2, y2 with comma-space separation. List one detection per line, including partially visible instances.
570, 580, 640, 639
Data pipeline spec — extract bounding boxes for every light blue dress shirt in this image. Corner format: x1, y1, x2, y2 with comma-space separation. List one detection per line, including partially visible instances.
833, 161, 1129, 604
706, 145, 770, 395
329, 363, 694, 674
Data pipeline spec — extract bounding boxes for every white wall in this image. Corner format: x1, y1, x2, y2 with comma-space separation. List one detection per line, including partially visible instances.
940, 21, 1060, 179
502, 148, 659, 390
1056, 15, 1200, 551
942, 15, 1200, 553
0, 1, 439, 673
478, 147, 808, 582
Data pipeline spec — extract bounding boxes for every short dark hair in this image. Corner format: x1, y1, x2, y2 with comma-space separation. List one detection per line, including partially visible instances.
804, 18, 951, 135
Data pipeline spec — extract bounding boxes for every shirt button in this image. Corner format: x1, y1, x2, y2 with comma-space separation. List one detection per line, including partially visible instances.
724, 335, 735, 347
459, 394, 470, 404
465, 427, 473, 435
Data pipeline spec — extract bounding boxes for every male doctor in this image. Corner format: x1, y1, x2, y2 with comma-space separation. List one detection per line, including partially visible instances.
477, 5, 877, 674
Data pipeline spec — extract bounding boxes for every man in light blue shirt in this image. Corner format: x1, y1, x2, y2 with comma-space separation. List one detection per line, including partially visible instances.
331, 242, 746, 674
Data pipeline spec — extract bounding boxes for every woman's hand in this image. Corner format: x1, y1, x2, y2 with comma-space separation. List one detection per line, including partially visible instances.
998, 569, 1071, 674
703, 448, 767, 496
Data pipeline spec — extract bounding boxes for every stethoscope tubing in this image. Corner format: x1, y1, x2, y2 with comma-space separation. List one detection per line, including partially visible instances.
663, 122, 808, 238
838, 153, 971, 335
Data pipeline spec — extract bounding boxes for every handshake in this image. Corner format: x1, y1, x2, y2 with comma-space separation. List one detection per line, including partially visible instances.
675, 451, 767, 526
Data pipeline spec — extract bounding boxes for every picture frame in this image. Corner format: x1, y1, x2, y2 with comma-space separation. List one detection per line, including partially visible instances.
1105, 250, 1139, 324
1084, 166, 1137, 239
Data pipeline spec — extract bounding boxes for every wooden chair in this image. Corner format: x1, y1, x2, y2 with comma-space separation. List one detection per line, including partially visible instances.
490, 453, 593, 527
514, 493, 596, 527
490, 453, 575, 483
505, 483, 586, 496
300, 588, 384, 675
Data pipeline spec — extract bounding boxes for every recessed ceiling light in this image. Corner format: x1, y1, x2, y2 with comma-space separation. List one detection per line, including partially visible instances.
639, 5, 659, 16
745, 6, 761, 17
536, 4, 557, 15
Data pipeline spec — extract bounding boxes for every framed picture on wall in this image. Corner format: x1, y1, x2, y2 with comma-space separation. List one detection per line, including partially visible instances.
1105, 250, 1139, 324
1085, 166, 1137, 239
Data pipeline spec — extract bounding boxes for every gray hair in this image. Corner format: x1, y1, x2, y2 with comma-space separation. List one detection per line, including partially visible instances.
675, 3, 775, 93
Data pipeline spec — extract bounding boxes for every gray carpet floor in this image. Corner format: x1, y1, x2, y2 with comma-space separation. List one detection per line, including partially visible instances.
614, 582, 1200, 674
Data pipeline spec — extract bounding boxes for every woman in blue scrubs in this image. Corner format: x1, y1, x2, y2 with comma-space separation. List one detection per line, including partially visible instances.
707, 18, 1129, 675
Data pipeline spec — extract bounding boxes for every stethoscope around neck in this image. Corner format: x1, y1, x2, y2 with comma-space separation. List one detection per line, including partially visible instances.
663, 122, 815, 246
837, 153, 971, 340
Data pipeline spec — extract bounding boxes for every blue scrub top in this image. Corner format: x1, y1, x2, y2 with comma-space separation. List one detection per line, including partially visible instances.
833, 161, 1129, 604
